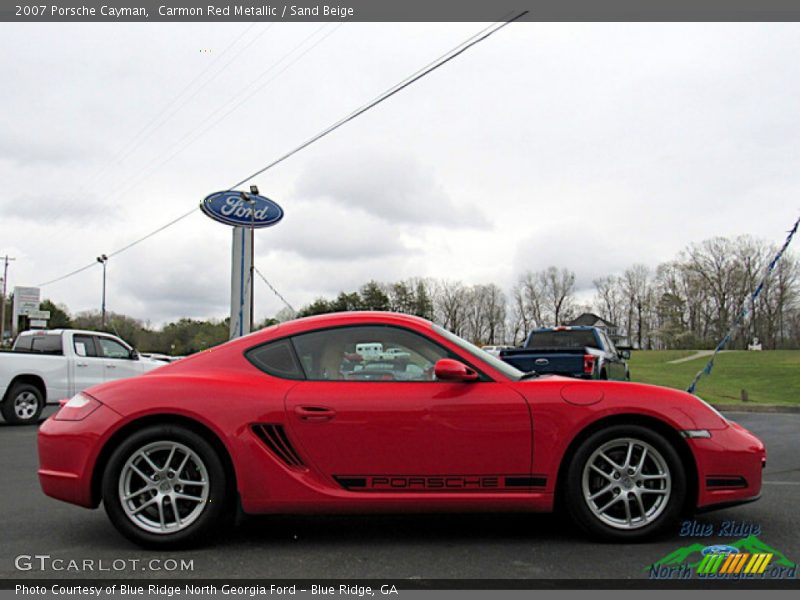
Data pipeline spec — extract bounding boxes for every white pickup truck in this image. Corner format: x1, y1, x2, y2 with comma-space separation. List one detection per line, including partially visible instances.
0, 329, 162, 425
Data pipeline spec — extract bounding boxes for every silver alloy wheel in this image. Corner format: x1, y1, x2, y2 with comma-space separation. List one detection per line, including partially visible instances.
13, 391, 39, 420
581, 437, 671, 530
118, 441, 209, 535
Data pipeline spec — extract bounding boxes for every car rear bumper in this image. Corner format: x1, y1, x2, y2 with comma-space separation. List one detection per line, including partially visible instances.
691, 420, 766, 510
38, 404, 122, 508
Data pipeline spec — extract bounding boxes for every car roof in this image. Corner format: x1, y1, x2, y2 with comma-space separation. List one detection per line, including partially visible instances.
18, 328, 124, 337
276, 311, 434, 336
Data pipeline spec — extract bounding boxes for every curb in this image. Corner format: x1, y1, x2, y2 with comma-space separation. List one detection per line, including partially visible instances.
712, 404, 800, 414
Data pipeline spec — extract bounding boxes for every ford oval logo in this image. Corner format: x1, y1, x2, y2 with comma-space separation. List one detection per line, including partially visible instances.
701, 545, 739, 555
200, 191, 284, 228
535, 358, 549, 366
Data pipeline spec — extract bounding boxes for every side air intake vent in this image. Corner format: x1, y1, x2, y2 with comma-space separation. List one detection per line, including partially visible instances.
706, 476, 747, 489
252, 424, 305, 468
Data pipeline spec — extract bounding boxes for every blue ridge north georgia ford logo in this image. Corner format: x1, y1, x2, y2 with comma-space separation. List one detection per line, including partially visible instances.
200, 190, 284, 228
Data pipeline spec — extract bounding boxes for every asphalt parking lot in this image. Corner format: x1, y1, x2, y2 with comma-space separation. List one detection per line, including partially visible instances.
1, 408, 798, 581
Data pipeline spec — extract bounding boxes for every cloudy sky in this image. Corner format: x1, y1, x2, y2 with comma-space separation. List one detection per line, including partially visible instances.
1, 21, 798, 326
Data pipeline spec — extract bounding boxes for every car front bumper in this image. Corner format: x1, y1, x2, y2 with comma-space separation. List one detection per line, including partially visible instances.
38, 404, 123, 508
690, 419, 766, 510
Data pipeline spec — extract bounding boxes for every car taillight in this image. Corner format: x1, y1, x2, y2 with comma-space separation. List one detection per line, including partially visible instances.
55, 393, 101, 421
583, 354, 596, 375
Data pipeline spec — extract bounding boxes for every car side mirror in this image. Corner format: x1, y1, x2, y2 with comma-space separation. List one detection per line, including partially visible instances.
434, 358, 479, 382
129, 348, 139, 360
619, 349, 631, 360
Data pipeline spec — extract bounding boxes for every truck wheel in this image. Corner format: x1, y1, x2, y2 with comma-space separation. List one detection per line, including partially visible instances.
102, 424, 230, 548
564, 424, 685, 541
2, 383, 45, 425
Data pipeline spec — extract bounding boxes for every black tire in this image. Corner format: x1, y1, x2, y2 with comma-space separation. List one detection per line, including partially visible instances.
1, 382, 45, 425
564, 424, 685, 541
102, 424, 230, 548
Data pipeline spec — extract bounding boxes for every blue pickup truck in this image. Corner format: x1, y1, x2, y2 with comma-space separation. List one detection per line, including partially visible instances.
499, 326, 630, 380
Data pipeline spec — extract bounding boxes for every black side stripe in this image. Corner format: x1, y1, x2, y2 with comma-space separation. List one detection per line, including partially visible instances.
505, 476, 547, 488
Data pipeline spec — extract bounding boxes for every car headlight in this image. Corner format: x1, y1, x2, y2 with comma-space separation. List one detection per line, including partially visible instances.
54, 393, 101, 421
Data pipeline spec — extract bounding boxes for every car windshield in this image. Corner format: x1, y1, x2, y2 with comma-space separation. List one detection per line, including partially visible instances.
527, 330, 599, 349
432, 325, 524, 381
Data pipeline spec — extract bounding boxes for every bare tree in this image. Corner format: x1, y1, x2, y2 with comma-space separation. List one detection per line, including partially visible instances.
622, 264, 653, 349
481, 283, 507, 345
542, 266, 576, 325
434, 280, 467, 337
593, 275, 624, 328
511, 270, 546, 339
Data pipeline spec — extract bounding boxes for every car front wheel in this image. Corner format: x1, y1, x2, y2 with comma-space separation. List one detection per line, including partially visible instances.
565, 424, 685, 541
102, 424, 229, 548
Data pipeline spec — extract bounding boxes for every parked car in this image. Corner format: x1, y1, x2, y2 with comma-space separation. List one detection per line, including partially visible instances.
38, 312, 764, 548
500, 326, 630, 380
1, 329, 162, 424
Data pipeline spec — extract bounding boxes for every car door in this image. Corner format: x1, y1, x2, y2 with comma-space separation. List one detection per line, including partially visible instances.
95, 336, 140, 381
282, 325, 532, 492
70, 334, 106, 394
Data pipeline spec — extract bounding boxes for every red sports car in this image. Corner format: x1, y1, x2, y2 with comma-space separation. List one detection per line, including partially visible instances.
38, 312, 765, 547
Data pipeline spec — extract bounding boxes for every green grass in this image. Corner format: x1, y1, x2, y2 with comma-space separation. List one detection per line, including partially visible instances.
629, 350, 800, 406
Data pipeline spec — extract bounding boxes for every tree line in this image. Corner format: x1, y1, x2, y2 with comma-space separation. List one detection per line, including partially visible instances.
2, 234, 796, 353
296, 235, 799, 350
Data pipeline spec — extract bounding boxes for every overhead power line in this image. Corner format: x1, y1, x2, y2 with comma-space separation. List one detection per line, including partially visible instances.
228, 12, 527, 189
37, 13, 527, 288
37, 208, 198, 287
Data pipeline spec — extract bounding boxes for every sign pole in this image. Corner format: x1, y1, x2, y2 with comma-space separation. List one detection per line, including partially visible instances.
250, 226, 255, 333
229, 227, 253, 340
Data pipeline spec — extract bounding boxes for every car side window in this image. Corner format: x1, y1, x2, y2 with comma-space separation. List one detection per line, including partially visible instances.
97, 337, 130, 359
28, 334, 63, 355
73, 335, 98, 357
246, 339, 305, 380
290, 325, 451, 382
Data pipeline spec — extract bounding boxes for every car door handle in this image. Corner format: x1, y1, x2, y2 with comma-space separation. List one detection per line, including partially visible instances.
106, 364, 116, 369
76, 362, 88, 367
295, 406, 336, 422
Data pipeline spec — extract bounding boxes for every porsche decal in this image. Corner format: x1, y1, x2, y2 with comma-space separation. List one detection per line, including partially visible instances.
334, 475, 547, 492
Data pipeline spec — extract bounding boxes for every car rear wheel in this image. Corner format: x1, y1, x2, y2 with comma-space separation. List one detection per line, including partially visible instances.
2, 383, 44, 425
565, 424, 685, 541
102, 424, 229, 548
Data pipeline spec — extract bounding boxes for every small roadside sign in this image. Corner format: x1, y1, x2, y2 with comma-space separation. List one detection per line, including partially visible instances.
14, 286, 40, 316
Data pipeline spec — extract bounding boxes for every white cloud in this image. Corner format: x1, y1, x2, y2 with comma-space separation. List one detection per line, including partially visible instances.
294, 149, 489, 228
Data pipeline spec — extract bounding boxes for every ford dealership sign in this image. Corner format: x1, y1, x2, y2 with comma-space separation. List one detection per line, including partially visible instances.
201, 191, 283, 228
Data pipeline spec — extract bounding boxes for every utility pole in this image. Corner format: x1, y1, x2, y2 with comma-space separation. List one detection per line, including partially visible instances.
96, 254, 108, 328
0, 255, 15, 347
